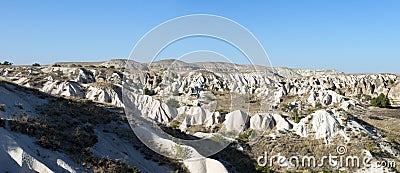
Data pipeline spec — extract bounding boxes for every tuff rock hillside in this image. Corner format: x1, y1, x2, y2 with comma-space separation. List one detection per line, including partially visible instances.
0, 59, 399, 173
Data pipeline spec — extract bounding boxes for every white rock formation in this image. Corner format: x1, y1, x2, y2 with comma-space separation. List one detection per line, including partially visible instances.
294, 115, 311, 137
271, 113, 293, 131
41, 81, 84, 98
125, 93, 177, 123
223, 110, 248, 133
177, 106, 217, 131
183, 158, 228, 173
75, 68, 95, 83
340, 100, 357, 111
388, 82, 400, 106
295, 110, 343, 143
311, 110, 341, 142
249, 113, 275, 131
85, 86, 123, 107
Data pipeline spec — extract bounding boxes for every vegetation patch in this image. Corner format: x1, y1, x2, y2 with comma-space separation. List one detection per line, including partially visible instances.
371, 93, 390, 108
0, 61, 13, 66
166, 98, 180, 108
32, 63, 41, 67
144, 88, 156, 96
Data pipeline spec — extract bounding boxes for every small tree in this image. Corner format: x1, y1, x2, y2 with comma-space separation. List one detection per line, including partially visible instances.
291, 108, 300, 123
371, 93, 390, 108
144, 88, 156, 96
32, 63, 41, 67
1, 61, 12, 66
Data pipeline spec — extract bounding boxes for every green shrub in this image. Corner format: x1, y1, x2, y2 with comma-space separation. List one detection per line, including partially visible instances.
32, 63, 41, 67
174, 144, 186, 159
337, 90, 345, 96
237, 129, 253, 142
170, 120, 181, 129
216, 109, 229, 115
144, 88, 156, 96
367, 143, 375, 152
291, 108, 300, 123
280, 103, 289, 112
166, 98, 180, 108
0, 61, 12, 66
364, 94, 372, 101
52, 64, 61, 67
371, 93, 390, 108
255, 165, 273, 173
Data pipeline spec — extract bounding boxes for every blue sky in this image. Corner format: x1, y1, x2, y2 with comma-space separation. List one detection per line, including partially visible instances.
0, 1, 399, 74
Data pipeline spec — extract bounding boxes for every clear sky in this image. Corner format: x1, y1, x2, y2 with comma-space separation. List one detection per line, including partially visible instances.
1, 1, 399, 74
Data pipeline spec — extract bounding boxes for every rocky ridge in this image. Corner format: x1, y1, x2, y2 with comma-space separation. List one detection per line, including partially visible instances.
1, 59, 400, 172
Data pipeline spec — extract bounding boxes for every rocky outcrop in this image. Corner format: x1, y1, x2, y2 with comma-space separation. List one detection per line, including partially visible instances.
177, 106, 221, 131
311, 110, 341, 141
271, 113, 293, 131
294, 110, 345, 144
223, 110, 249, 133
388, 83, 400, 106
101, 59, 147, 70
41, 81, 84, 98
86, 85, 123, 107
125, 93, 177, 124
75, 68, 95, 83
5, 61, 398, 110
249, 113, 275, 131
340, 100, 358, 111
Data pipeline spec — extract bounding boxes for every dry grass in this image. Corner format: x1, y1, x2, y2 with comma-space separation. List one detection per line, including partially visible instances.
214, 91, 231, 114
213, 91, 262, 115
353, 107, 400, 139
248, 133, 378, 172
186, 125, 208, 134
